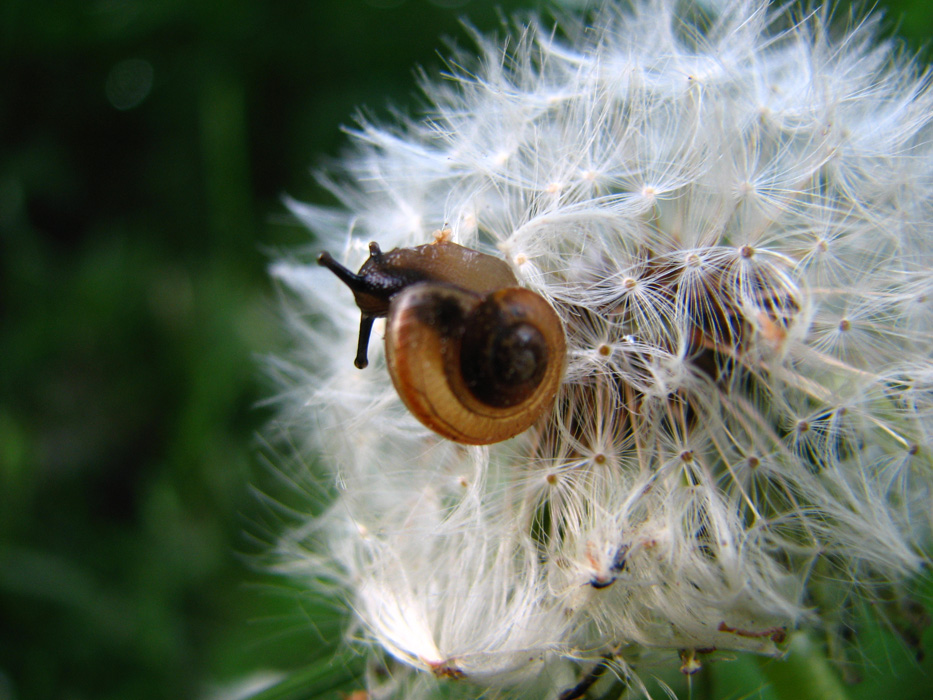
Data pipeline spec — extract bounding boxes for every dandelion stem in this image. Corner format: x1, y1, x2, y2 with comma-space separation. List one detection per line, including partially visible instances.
557, 655, 614, 700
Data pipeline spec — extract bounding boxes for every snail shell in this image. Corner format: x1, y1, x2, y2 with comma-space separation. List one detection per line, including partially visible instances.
318, 239, 565, 445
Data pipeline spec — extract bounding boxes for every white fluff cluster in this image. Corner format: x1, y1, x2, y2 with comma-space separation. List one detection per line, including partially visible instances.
272, 0, 933, 697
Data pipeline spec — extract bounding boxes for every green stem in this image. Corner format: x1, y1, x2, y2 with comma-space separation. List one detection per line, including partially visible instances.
758, 633, 851, 700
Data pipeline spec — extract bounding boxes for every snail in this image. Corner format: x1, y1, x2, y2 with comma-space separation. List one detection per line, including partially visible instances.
317, 239, 565, 444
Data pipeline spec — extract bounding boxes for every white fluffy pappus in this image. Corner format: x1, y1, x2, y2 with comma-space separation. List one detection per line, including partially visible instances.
271, 0, 933, 697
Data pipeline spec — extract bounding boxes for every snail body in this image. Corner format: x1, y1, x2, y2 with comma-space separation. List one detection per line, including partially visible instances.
318, 239, 565, 445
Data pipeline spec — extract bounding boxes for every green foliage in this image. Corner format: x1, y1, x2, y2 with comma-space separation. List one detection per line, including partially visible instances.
0, 1, 930, 699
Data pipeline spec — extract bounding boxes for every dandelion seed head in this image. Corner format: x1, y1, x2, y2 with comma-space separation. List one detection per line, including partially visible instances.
272, 0, 933, 696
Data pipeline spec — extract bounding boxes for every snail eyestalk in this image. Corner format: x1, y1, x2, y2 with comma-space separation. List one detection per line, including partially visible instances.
317, 250, 366, 292
355, 315, 375, 369
318, 245, 397, 369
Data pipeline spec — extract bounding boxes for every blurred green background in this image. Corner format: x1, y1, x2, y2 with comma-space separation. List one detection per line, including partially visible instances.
1, 1, 931, 699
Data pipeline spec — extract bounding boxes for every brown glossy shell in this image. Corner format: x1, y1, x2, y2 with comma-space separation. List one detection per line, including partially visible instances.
361, 241, 519, 295
386, 283, 565, 445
